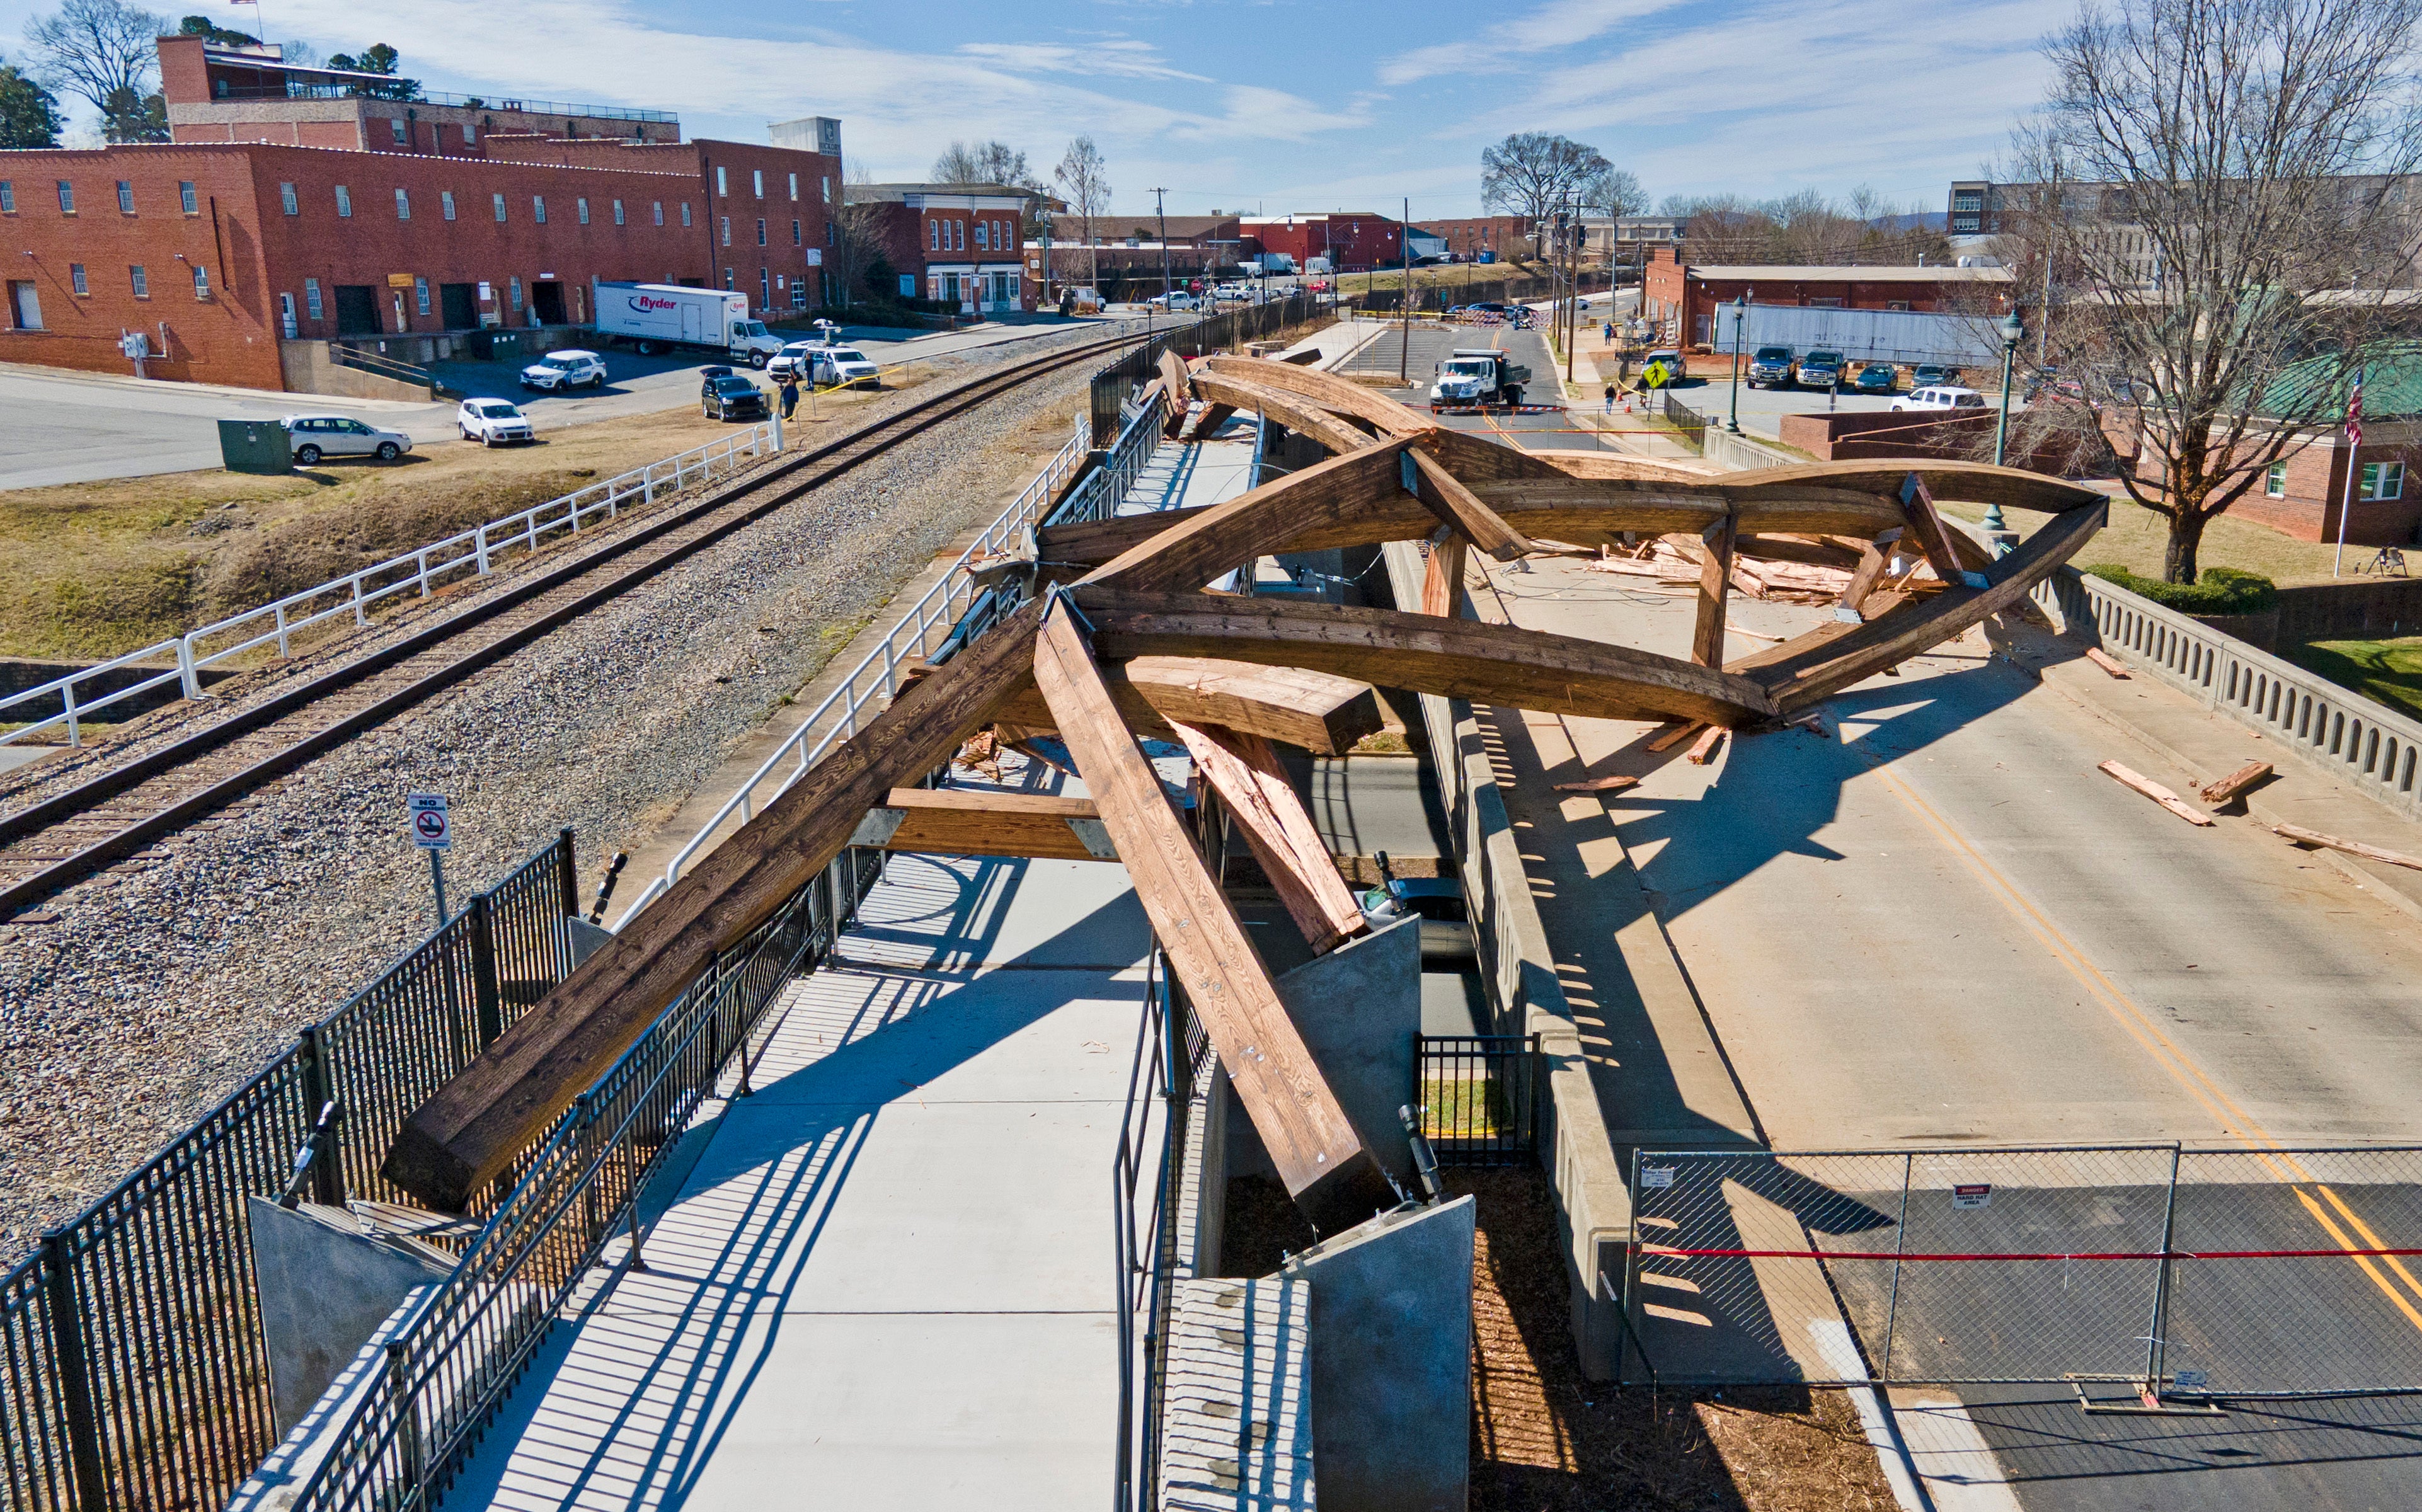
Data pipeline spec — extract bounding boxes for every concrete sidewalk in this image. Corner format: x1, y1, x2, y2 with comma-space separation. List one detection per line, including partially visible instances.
447, 757, 1159, 1511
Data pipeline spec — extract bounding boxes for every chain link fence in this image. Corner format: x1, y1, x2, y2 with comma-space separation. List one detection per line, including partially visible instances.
1617, 1145, 2422, 1400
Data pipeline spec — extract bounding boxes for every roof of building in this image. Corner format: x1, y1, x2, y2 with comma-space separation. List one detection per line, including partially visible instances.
1683, 263, 2014, 282
846, 181, 1038, 203
2258, 341, 2422, 420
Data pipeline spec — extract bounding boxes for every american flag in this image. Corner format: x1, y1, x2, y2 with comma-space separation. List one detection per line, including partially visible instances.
2348, 367, 2365, 447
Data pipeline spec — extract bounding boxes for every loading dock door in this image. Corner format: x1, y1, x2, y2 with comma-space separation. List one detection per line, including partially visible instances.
333, 285, 380, 335
9, 282, 40, 330
531, 281, 566, 326
439, 282, 476, 330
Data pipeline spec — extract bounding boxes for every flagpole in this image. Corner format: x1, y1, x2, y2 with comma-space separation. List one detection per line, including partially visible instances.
2335, 367, 2363, 578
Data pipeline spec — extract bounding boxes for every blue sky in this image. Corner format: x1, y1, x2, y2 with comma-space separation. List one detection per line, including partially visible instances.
14, 0, 2070, 218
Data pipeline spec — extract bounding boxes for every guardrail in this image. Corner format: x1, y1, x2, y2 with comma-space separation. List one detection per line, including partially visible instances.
614, 403, 1153, 925
2037, 566, 2422, 823
1, 423, 779, 750
328, 343, 443, 394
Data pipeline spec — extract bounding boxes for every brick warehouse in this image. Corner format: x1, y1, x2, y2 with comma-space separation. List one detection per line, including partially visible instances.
0, 36, 840, 391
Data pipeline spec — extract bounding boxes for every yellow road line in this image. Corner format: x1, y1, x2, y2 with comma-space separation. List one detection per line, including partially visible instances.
2296, 1189, 2422, 1331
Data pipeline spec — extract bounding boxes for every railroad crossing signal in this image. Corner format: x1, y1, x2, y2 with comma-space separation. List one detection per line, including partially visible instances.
408, 793, 451, 850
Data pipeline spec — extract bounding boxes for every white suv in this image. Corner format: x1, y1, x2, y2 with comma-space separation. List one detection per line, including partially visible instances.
457, 398, 535, 446
766, 341, 820, 381
1891, 385, 1989, 413
282, 415, 414, 465
519, 349, 606, 391
806, 346, 880, 389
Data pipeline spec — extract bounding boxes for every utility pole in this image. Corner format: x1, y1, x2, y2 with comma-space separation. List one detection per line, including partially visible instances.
1400, 195, 1413, 386
1153, 188, 1171, 306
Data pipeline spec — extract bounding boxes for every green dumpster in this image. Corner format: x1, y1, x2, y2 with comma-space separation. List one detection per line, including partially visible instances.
218, 418, 292, 474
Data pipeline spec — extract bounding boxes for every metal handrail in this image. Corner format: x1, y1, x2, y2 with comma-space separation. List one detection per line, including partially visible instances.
614, 403, 1159, 925
1, 423, 778, 748
207, 83, 677, 123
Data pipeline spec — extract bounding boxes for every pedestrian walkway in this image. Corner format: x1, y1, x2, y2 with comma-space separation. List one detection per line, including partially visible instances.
444, 758, 1162, 1512
1119, 421, 1259, 516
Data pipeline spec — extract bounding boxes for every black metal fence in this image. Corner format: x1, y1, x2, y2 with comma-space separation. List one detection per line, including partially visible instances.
1659, 391, 1709, 454
0, 833, 578, 1512
1417, 1034, 1542, 1166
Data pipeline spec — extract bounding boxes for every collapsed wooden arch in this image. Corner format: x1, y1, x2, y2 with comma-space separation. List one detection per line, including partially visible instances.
384, 352, 2107, 1231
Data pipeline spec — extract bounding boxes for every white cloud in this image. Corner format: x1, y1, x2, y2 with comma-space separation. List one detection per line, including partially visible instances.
956, 40, 1210, 82
1379, 0, 1696, 84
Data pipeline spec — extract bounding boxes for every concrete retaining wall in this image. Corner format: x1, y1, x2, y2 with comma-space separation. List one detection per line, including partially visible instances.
2273, 575, 2422, 643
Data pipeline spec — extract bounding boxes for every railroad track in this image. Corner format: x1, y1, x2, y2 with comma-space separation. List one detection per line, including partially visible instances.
0, 326, 1151, 918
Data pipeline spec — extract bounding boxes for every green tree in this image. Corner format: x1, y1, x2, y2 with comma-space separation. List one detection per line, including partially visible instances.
0, 63, 64, 147
175, 14, 257, 45
98, 81, 165, 142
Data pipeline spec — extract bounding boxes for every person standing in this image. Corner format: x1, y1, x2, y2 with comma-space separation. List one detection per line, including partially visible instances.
1604, 382, 1617, 415
778, 372, 800, 420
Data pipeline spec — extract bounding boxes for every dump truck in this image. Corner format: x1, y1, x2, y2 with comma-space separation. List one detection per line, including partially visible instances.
1428, 349, 1531, 411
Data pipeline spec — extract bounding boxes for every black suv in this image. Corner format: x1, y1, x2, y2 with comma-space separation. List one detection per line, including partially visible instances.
704, 374, 769, 421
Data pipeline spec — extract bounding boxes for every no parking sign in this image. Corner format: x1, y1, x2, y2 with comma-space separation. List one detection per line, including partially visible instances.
408, 793, 451, 850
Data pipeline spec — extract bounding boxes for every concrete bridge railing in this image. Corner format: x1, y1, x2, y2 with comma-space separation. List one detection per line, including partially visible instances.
2035, 566, 2422, 825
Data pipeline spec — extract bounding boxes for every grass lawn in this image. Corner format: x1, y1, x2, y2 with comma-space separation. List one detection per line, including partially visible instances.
2281, 638, 2422, 721
1331, 260, 1551, 298
1934, 490, 2353, 585
0, 375, 921, 663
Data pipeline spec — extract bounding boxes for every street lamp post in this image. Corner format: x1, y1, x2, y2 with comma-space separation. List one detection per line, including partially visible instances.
1987, 309, 2026, 553
1726, 292, 1749, 434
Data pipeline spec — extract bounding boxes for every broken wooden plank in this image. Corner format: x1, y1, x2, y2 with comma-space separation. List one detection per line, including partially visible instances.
852, 788, 1113, 862
2199, 760, 2272, 805
1646, 721, 1704, 753
2099, 760, 2216, 827
2084, 648, 2132, 679
1686, 725, 1726, 765
1896, 472, 1989, 590
1167, 718, 1366, 954
384, 601, 1049, 1211
2271, 823, 2422, 871
1421, 534, 1468, 619
989, 656, 1384, 756
1408, 448, 1530, 561
1690, 516, 1736, 669
1556, 772, 1640, 793
1032, 605, 1394, 1230
1833, 529, 1903, 623
1158, 348, 1195, 436
1071, 588, 1780, 728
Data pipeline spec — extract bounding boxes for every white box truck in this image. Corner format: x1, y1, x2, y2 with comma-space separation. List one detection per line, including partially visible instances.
593, 282, 786, 366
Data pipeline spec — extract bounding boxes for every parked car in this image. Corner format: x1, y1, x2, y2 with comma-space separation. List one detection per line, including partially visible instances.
804, 345, 880, 389
1796, 349, 1845, 391
1891, 386, 1989, 413
457, 398, 535, 446
282, 414, 414, 466
519, 348, 606, 391
1642, 348, 1687, 383
1746, 345, 1794, 389
1148, 291, 1200, 311
1910, 364, 1961, 388
703, 374, 770, 421
1852, 362, 1900, 394
697, 364, 736, 399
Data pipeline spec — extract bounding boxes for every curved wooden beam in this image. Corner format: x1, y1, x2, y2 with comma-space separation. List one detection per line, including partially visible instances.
1200, 354, 1437, 438
1191, 372, 1374, 456
1726, 461, 2104, 515
1084, 436, 1416, 591
1069, 587, 1779, 728
990, 656, 1385, 754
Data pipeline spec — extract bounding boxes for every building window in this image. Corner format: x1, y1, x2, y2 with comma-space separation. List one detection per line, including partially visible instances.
2362, 461, 2405, 500
335, 185, 352, 217
462, 119, 476, 144
723, 267, 733, 290
612, 198, 624, 226
792, 218, 801, 246
304, 277, 323, 319
534, 195, 546, 223
577, 197, 590, 224
0, 181, 13, 214
280, 181, 297, 215
191, 263, 209, 299
493, 192, 507, 221
825, 222, 835, 247
389, 117, 406, 147
279, 291, 297, 337
755, 217, 766, 246
55, 180, 72, 214
720, 215, 730, 246
788, 171, 798, 200
2266, 462, 2288, 497
716, 166, 728, 196
759, 267, 769, 306
652, 200, 663, 226
752, 168, 764, 197
681, 202, 691, 227
975, 222, 986, 250
929, 220, 939, 251
179, 181, 197, 215
68, 263, 86, 295
115, 180, 132, 214
442, 190, 456, 220
395, 187, 410, 219
129, 264, 147, 298
821, 176, 830, 203
415, 276, 430, 315
508, 274, 522, 311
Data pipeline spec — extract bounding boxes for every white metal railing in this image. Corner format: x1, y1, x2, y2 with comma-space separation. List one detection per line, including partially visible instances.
614, 405, 1152, 926
1, 421, 781, 749
2036, 566, 2422, 823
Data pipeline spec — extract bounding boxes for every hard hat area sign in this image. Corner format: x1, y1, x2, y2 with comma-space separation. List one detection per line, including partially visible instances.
408, 793, 451, 850
1951, 1183, 1992, 1210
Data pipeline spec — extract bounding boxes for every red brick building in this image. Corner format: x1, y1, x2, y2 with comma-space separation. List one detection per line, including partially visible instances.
0, 36, 841, 390
844, 183, 1038, 312
1415, 215, 1536, 261
1642, 246, 2012, 348
1239, 213, 1403, 273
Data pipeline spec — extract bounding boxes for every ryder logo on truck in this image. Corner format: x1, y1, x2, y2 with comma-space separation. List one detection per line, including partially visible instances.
629, 294, 680, 313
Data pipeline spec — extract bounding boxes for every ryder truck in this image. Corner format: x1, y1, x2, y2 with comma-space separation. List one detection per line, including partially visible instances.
593, 282, 785, 365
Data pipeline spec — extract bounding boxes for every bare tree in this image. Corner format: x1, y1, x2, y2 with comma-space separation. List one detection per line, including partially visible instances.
1581, 166, 1647, 221
2021, 0, 2422, 580
1659, 187, 1951, 265
1053, 135, 1110, 287
26, 0, 163, 117
1481, 132, 1612, 248
827, 164, 892, 311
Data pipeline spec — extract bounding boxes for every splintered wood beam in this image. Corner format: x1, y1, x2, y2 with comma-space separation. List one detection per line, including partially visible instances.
2099, 760, 2216, 826
1181, 402, 1238, 441
1409, 448, 1530, 561
1167, 718, 1367, 955
1158, 348, 1194, 437
1422, 534, 1469, 619
1191, 372, 1375, 456
1072, 587, 1778, 728
384, 601, 1048, 1211
1031, 606, 1394, 1231
1083, 435, 1416, 593
2200, 760, 2271, 805
1833, 527, 1903, 622
1727, 461, 2106, 517
1690, 515, 1736, 668
1897, 472, 1986, 588
988, 656, 1384, 755
1200, 353, 1437, 437
850, 788, 1113, 862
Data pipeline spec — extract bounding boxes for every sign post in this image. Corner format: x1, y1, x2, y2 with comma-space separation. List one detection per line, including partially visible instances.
408, 793, 452, 924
